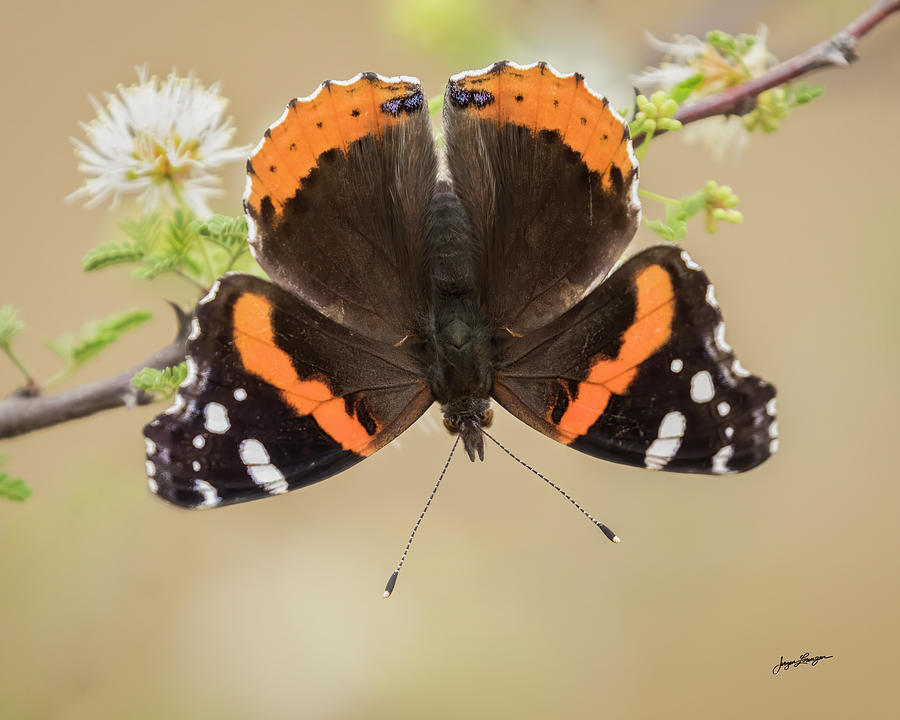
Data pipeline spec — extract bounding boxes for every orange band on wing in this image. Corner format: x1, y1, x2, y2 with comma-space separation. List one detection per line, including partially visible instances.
246, 74, 424, 218
556, 265, 674, 441
232, 293, 376, 454
448, 62, 634, 191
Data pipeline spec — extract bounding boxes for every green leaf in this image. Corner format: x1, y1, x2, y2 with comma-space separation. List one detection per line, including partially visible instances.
164, 209, 199, 258
669, 74, 704, 105
0, 305, 24, 346
0, 457, 31, 502
198, 215, 248, 248
132, 256, 182, 280
706, 29, 757, 60
674, 189, 709, 221
131, 362, 187, 398
791, 83, 824, 105
645, 218, 685, 242
47, 308, 153, 370
120, 213, 165, 251
706, 30, 737, 55
82, 242, 146, 271
45, 334, 74, 362
128, 209, 208, 283
0, 472, 32, 501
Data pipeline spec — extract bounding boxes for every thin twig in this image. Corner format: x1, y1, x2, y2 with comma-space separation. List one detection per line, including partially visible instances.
0, 305, 189, 439
634, 0, 899, 147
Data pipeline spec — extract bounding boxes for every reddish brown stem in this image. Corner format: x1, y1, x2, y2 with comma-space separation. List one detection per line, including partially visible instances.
634, 0, 899, 146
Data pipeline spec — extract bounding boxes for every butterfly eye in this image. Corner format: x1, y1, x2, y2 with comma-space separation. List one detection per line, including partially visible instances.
479, 409, 494, 428
443, 418, 458, 434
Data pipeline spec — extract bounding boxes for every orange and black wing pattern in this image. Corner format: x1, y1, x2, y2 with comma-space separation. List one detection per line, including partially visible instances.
493, 246, 776, 474
443, 61, 640, 336
244, 73, 437, 346
144, 275, 433, 508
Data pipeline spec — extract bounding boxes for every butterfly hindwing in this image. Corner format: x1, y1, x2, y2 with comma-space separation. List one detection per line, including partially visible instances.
493, 245, 777, 474
244, 73, 437, 346
443, 61, 640, 336
144, 274, 433, 508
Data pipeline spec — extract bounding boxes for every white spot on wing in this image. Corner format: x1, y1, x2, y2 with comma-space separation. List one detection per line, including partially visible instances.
714, 322, 733, 353
658, 411, 687, 438
449, 62, 504, 82
193, 479, 221, 508
712, 444, 734, 474
245, 213, 259, 246
238, 438, 286, 494
239, 438, 271, 466
192, 460, 201, 472
331, 72, 364, 87
199, 279, 221, 305
203, 402, 230, 433
705, 284, 719, 308
180, 357, 198, 388
690, 370, 715, 403
145, 438, 156, 456
145, 460, 156, 477
769, 438, 779, 453
192, 434, 206, 449
148, 476, 158, 494
248, 464, 288, 495
717, 401, 731, 416
725, 426, 734, 439
681, 250, 702, 271
233, 388, 247, 401
768, 421, 779, 439
644, 411, 686, 470
188, 317, 201, 341
766, 398, 777, 416
670, 358, 683, 373
164, 393, 186, 416
732, 359, 751, 377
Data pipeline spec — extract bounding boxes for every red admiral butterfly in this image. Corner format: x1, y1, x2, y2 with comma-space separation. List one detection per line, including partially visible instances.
143, 62, 777, 511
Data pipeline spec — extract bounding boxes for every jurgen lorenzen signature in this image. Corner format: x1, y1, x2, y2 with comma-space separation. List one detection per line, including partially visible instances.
773, 652, 834, 675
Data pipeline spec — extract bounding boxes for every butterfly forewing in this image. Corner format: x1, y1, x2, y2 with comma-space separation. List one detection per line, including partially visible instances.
443, 61, 640, 336
244, 73, 437, 346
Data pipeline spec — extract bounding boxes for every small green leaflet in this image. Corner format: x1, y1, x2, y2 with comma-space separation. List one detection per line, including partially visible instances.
47, 308, 153, 370
131, 362, 188, 398
0, 305, 24, 346
0, 456, 31, 502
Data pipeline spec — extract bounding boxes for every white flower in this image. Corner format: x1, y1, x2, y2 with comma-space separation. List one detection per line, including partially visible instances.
634, 26, 775, 160
68, 67, 250, 218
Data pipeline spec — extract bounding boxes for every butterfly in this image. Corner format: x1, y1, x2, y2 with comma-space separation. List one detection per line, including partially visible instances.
143, 61, 777, 509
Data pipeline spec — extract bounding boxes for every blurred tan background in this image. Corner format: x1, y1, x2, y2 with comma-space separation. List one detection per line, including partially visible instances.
1, 0, 898, 717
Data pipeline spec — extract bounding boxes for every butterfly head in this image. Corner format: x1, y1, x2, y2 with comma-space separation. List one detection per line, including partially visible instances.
442, 398, 493, 462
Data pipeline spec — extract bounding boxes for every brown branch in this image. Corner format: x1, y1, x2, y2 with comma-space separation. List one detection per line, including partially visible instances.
0, 305, 189, 440
634, 0, 900, 146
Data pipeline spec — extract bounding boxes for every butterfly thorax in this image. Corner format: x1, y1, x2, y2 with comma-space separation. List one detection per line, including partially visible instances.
425, 184, 493, 461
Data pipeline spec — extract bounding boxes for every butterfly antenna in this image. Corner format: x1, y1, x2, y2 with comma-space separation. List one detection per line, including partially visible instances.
482, 430, 620, 544
383, 435, 460, 598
